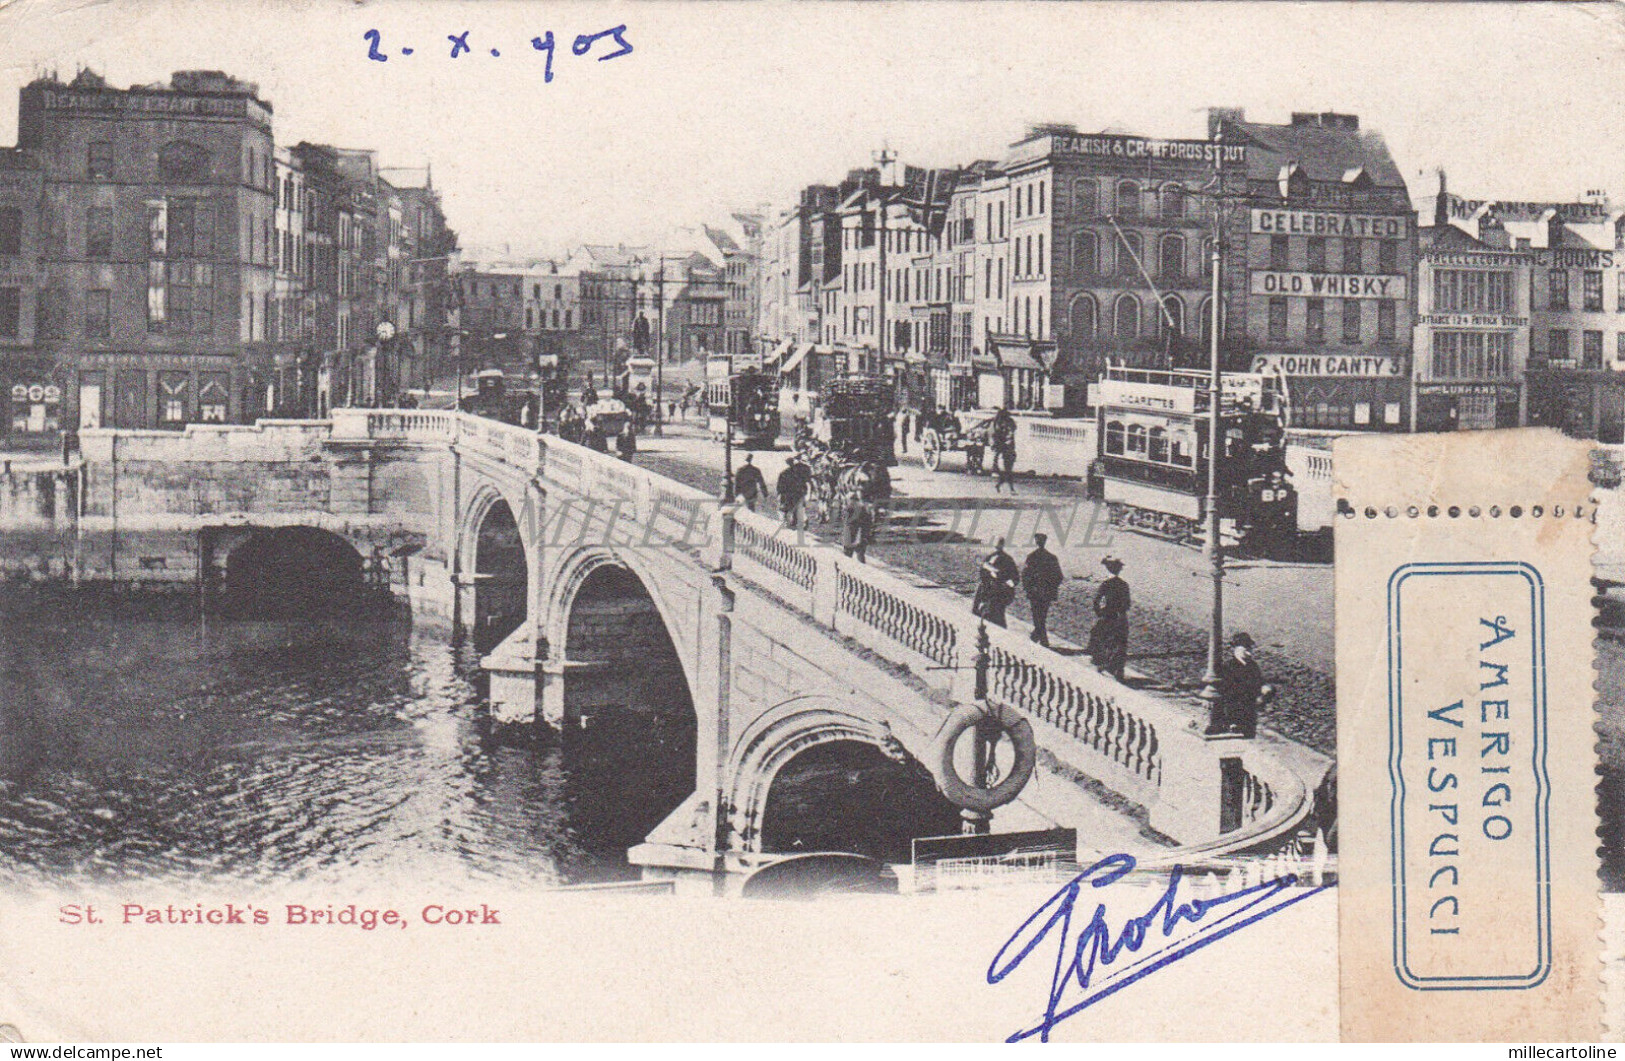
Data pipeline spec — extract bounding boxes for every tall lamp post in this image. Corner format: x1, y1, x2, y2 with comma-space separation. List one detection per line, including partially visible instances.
1196, 141, 1230, 717
721, 339, 735, 503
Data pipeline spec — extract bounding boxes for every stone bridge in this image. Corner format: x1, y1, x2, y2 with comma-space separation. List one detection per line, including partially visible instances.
8, 409, 1327, 891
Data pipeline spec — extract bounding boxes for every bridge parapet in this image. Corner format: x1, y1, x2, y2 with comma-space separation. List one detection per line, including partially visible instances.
725, 501, 1315, 851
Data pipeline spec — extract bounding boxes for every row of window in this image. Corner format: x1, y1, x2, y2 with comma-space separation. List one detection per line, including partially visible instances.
523, 306, 575, 330
1545, 329, 1625, 368
1063, 292, 1202, 344
1103, 420, 1196, 466
1432, 269, 1515, 314
1065, 229, 1207, 281
1430, 331, 1513, 379
1268, 234, 1400, 274
1025, 178, 1193, 223
1267, 297, 1399, 343
1545, 269, 1625, 313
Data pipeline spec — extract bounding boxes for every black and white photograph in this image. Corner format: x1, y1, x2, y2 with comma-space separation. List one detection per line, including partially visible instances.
0, 0, 1619, 1042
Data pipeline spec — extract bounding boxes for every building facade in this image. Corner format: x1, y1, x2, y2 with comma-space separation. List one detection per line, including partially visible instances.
14, 70, 277, 432
1216, 109, 1416, 432
1413, 217, 1532, 430
0, 149, 48, 444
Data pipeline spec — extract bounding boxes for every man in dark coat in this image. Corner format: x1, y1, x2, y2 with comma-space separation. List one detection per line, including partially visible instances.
842, 495, 874, 563
1021, 533, 1064, 647
971, 537, 1020, 627
777, 455, 811, 530
1209, 631, 1272, 738
1087, 555, 1130, 679
733, 454, 767, 511
991, 407, 1018, 494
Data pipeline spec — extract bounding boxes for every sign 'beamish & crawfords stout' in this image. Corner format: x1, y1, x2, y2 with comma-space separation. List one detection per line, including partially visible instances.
1048, 134, 1247, 165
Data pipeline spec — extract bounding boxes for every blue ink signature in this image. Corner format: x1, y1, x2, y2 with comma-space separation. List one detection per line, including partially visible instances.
987, 853, 1330, 1042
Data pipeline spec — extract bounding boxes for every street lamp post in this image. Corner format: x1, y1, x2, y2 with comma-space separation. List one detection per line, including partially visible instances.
721, 341, 735, 503
655, 262, 666, 437
1196, 148, 1229, 719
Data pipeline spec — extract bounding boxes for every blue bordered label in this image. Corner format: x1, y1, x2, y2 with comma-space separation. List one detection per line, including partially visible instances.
1387, 561, 1551, 990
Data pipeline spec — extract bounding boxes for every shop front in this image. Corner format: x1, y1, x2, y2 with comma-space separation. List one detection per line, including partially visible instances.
1416, 381, 1522, 432
1250, 352, 1410, 431
5, 375, 63, 447
978, 335, 1057, 411
1527, 370, 1625, 443
76, 357, 238, 430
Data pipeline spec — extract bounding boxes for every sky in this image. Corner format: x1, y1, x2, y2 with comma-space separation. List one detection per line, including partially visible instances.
0, 0, 1622, 257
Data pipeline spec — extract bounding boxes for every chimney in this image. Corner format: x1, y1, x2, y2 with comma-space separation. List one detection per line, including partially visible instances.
1434, 169, 1449, 229
1208, 107, 1244, 139
1545, 210, 1565, 251
1290, 111, 1360, 131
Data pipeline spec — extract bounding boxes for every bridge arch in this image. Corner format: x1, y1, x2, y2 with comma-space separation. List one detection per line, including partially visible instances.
211, 525, 368, 617
541, 545, 700, 702
543, 546, 701, 869
462, 484, 531, 653
726, 696, 960, 861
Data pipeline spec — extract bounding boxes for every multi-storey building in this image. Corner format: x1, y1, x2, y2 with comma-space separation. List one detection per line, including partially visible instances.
1215, 109, 1416, 432
0, 149, 48, 444
1503, 198, 1624, 441
13, 69, 277, 431
1412, 184, 1534, 430
268, 145, 308, 415
393, 181, 455, 396
568, 243, 648, 383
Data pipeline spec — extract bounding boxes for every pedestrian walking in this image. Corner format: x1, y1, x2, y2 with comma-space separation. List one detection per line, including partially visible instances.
842, 494, 874, 563
992, 407, 1017, 493
1208, 632, 1274, 738
1021, 532, 1064, 647
777, 455, 811, 530
896, 409, 910, 456
1086, 555, 1130, 679
668, 400, 677, 422
733, 453, 767, 511
971, 537, 1019, 628
616, 421, 638, 462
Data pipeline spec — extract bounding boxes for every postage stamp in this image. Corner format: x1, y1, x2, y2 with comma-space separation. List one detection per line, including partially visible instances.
0, 0, 1618, 1044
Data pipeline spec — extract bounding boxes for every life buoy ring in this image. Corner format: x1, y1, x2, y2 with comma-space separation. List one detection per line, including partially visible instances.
932, 702, 1037, 813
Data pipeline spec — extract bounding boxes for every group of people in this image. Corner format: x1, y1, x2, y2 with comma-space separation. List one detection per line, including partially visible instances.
729, 451, 878, 563
970, 540, 1271, 737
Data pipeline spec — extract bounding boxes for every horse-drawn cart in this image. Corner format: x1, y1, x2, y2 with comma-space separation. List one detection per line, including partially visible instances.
920, 409, 996, 473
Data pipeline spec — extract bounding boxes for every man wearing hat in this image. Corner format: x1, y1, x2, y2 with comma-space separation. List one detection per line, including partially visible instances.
1209, 631, 1273, 738
1021, 533, 1064, 647
1086, 556, 1131, 679
972, 537, 1020, 627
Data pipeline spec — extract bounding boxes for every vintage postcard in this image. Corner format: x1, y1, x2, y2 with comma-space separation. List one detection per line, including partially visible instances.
0, 0, 1619, 1043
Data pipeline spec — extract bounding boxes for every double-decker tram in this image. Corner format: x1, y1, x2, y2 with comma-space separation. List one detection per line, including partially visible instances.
1092, 366, 1298, 551
706, 356, 781, 449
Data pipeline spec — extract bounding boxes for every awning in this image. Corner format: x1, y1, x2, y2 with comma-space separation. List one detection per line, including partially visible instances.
763, 338, 795, 367
971, 347, 1000, 371
779, 342, 812, 375
989, 337, 1056, 373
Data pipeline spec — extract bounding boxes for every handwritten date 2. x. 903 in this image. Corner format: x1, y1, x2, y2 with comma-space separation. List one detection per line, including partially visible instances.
362, 27, 632, 82
987, 853, 1330, 1043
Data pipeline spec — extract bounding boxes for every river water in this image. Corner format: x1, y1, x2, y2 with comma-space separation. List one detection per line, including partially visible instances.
0, 592, 691, 889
